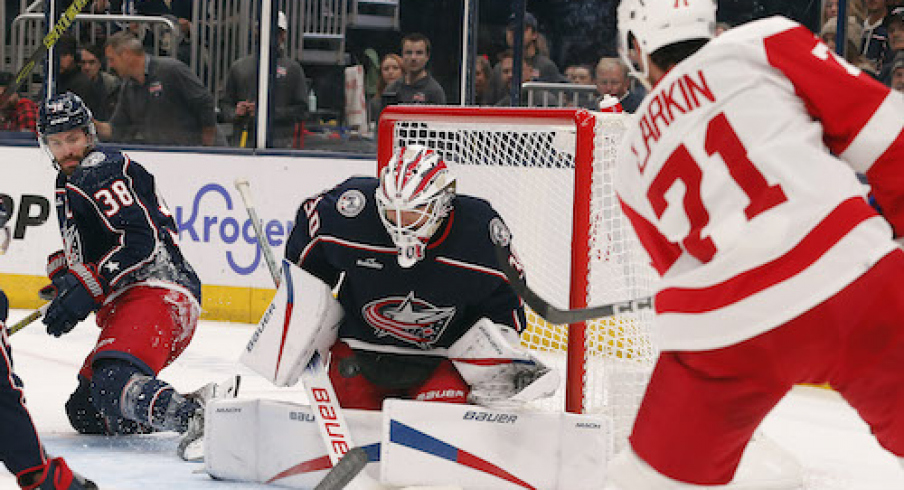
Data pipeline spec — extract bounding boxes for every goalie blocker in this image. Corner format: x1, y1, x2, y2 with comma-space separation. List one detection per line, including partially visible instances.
240, 260, 343, 386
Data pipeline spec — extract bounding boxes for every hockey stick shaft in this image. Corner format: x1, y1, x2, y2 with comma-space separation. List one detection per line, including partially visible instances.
233, 178, 281, 286
0, 0, 94, 106
232, 179, 379, 490
494, 244, 654, 324
8, 303, 50, 335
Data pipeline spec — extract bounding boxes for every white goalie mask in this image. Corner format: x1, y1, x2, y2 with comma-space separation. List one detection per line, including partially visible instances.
617, 0, 716, 86
376, 145, 456, 268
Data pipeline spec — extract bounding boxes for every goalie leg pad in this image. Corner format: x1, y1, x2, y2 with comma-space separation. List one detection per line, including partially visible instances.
241, 260, 343, 387
448, 318, 559, 408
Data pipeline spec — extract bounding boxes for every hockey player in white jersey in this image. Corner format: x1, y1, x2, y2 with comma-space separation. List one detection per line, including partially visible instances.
610, 0, 904, 488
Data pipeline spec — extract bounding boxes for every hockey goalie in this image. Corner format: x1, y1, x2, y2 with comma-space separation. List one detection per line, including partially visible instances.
204, 146, 608, 489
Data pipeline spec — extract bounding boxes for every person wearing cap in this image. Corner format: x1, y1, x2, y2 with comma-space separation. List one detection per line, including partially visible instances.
219, 11, 309, 148
490, 12, 564, 104
879, 7, 904, 84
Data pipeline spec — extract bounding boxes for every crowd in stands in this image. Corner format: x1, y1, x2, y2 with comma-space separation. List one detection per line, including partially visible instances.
3, 1, 903, 148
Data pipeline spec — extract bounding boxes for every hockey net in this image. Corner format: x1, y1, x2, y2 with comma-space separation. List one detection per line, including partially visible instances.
377, 106, 658, 457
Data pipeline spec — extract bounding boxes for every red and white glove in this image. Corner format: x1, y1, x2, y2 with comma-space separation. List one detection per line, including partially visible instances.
16, 456, 98, 489
41, 251, 69, 301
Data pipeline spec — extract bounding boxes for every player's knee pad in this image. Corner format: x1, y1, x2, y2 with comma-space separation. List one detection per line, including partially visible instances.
90, 358, 196, 432
65, 378, 107, 435
68, 375, 152, 435
608, 448, 706, 489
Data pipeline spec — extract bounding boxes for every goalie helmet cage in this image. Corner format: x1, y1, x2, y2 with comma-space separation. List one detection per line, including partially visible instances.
377, 105, 657, 456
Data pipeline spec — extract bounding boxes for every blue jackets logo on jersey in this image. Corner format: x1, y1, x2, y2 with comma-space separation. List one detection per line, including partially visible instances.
362, 292, 455, 349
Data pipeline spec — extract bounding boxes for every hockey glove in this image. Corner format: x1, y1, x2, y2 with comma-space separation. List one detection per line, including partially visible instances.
46, 250, 68, 281
16, 456, 98, 489
43, 264, 106, 337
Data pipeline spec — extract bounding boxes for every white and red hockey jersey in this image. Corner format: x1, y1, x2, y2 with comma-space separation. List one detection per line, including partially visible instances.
616, 17, 904, 351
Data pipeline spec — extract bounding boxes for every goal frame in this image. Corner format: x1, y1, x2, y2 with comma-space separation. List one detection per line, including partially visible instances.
377, 105, 603, 414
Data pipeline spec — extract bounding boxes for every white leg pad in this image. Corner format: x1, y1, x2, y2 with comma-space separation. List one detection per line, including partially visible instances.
204, 398, 381, 488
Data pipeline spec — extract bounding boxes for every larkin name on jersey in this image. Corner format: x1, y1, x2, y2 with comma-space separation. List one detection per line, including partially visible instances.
55, 149, 201, 301
285, 177, 526, 354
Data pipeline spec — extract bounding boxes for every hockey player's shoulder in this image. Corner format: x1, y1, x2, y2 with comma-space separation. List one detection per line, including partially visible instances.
68, 149, 129, 189
323, 176, 378, 218
453, 195, 512, 248
716, 16, 802, 45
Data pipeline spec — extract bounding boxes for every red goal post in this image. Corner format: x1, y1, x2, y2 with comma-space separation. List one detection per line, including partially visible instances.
377, 105, 657, 453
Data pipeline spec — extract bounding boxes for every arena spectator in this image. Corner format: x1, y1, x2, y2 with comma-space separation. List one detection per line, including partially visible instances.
0, 72, 37, 134
474, 55, 494, 105
378, 33, 446, 115
95, 31, 216, 146
368, 53, 403, 121
490, 12, 564, 103
861, 0, 890, 71
891, 51, 904, 90
878, 7, 904, 84
57, 35, 93, 101
593, 57, 645, 113
79, 44, 121, 121
219, 11, 308, 148
494, 49, 558, 107
821, 16, 876, 75
564, 64, 594, 85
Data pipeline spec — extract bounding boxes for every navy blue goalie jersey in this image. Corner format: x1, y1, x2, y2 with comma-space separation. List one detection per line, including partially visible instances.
285, 176, 526, 355
54, 149, 201, 301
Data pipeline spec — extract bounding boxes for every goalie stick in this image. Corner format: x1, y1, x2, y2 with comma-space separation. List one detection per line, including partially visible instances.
0, 0, 94, 106
233, 179, 381, 490
494, 244, 654, 324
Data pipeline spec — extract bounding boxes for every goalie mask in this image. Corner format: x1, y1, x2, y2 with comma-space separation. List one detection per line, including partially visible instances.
37, 92, 98, 173
617, 0, 716, 86
376, 145, 456, 268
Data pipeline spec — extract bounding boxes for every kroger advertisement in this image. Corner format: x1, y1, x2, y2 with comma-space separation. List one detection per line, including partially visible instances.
0, 145, 374, 322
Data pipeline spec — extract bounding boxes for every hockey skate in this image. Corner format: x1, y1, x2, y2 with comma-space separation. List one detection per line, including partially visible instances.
177, 375, 241, 462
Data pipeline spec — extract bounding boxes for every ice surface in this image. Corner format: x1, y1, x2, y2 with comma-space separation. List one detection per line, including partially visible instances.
1, 309, 901, 489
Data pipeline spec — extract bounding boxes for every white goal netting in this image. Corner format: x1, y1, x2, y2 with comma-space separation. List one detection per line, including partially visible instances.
379, 106, 658, 457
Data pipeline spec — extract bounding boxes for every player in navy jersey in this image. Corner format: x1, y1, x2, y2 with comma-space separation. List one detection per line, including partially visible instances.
0, 201, 97, 490
284, 145, 557, 410
36, 92, 206, 446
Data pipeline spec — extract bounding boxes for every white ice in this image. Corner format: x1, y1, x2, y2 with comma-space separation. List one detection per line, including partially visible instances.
0, 309, 901, 489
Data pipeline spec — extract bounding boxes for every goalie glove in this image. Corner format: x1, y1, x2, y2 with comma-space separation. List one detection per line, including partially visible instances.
449, 318, 559, 409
